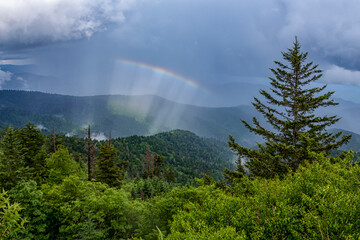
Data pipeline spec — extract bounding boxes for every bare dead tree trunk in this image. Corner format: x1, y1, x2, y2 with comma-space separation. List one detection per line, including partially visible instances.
87, 125, 91, 181
140, 189, 145, 201
142, 146, 154, 179
151, 153, 154, 178
52, 125, 56, 152
92, 143, 97, 180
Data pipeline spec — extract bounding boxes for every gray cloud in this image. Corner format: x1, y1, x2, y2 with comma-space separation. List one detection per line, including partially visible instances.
0, 0, 136, 46
0, 68, 12, 89
109, 0, 360, 80
324, 65, 360, 87
279, 0, 360, 65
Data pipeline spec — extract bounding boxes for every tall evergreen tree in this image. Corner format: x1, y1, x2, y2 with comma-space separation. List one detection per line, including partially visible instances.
95, 143, 128, 187
227, 37, 351, 179
153, 153, 164, 177
18, 123, 48, 182
18, 123, 45, 165
164, 166, 176, 183
0, 127, 29, 190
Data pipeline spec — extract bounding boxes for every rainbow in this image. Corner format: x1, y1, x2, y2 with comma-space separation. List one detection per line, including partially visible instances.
116, 58, 207, 92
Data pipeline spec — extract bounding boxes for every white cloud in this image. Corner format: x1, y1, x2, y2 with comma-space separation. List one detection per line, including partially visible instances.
0, 0, 136, 45
91, 132, 107, 141
0, 68, 13, 89
36, 124, 48, 131
324, 65, 360, 86
0, 59, 35, 65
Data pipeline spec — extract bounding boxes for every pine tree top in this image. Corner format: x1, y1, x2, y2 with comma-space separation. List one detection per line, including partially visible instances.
227, 37, 351, 179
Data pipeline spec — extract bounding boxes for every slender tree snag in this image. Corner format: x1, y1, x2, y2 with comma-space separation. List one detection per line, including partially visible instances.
87, 125, 91, 181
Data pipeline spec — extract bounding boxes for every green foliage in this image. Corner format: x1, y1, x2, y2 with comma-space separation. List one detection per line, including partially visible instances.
18, 123, 49, 183
0, 106, 74, 134
167, 152, 360, 239
135, 186, 204, 239
228, 38, 351, 179
0, 127, 29, 190
44, 132, 65, 154
62, 135, 87, 155
42, 175, 144, 239
1, 123, 234, 187
0, 124, 48, 187
113, 130, 234, 184
46, 145, 85, 184
18, 123, 45, 166
95, 143, 128, 187
0, 124, 236, 239
195, 173, 215, 186
153, 153, 164, 177
141, 149, 165, 180
163, 166, 176, 183
0, 191, 26, 239
1, 120, 359, 239
129, 177, 174, 200
168, 226, 245, 240
57, 130, 233, 185
9, 181, 49, 240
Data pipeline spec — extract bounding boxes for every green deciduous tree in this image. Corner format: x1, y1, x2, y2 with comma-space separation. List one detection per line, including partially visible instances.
46, 145, 85, 184
9, 181, 50, 240
42, 175, 143, 239
167, 152, 360, 239
3, 151, 357, 239
0, 191, 26, 239
227, 37, 351, 179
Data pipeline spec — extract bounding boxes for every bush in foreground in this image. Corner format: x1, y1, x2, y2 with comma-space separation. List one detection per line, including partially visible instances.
167, 152, 360, 239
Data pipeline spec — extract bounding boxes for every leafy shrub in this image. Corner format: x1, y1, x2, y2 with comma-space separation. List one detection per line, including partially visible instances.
167, 152, 360, 239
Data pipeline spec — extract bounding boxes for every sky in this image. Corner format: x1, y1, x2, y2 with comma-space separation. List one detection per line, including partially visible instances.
0, 0, 360, 107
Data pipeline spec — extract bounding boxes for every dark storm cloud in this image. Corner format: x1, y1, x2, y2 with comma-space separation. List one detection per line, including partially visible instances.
111, 0, 285, 80
1, 0, 360, 105
275, 0, 360, 85
109, 0, 360, 85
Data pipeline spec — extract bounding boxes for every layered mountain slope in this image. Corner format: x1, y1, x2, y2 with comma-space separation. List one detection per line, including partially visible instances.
1, 90, 359, 151
0, 90, 258, 146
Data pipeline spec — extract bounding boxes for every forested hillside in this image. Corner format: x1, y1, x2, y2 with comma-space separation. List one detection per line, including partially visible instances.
0, 123, 234, 238
1, 124, 359, 239
60, 129, 234, 184
0, 107, 75, 131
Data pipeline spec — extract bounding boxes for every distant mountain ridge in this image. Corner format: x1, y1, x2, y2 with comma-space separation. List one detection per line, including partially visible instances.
0, 90, 260, 146
1, 90, 359, 151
